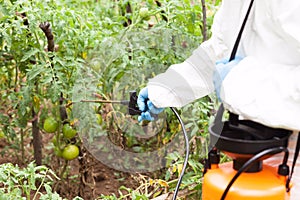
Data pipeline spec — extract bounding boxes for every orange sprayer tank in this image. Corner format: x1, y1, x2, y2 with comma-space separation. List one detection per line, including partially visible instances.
202, 162, 289, 200
204, 110, 293, 200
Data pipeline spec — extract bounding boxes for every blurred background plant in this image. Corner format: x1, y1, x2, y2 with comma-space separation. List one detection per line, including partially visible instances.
0, 0, 221, 199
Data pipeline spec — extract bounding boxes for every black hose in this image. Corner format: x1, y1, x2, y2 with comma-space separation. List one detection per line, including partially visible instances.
170, 107, 190, 200
220, 146, 286, 200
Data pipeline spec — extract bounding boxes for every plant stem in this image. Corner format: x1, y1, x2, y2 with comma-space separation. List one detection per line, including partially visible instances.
33, 169, 49, 200
53, 160, 68, 191
201, 0, 207, 42
21, 129, 25, 164
32, 84, 42, 166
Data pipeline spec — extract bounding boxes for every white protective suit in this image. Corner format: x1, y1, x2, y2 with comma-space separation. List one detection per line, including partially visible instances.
147, 0, 300, 131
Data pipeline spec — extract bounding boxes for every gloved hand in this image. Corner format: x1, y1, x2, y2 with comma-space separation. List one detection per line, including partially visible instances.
137, 87, 164, 122
213, 57, 242, 99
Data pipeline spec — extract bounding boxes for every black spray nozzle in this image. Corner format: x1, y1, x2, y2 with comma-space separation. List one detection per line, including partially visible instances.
128, 90, 142, 116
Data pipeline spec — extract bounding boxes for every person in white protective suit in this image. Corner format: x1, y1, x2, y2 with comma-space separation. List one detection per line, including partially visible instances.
138, 1, 300, 198
137, 0, 300, 132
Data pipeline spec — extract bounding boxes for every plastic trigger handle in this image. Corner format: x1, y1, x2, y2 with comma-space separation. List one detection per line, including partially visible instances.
128, 90, 142, 115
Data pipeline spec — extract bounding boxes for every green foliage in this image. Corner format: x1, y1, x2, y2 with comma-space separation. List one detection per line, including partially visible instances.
0, 0, 221, 199
0, 162, 60, 199
0, 162, 84, 199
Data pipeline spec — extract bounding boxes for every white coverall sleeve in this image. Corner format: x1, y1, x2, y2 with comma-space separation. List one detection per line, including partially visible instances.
222, 2, 300, 131
147, 1, 239, 108
147, 48, 215, 108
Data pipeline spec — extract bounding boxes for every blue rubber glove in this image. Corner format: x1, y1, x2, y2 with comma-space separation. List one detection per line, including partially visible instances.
213, 57, 242, 99
137, 87, 164, 122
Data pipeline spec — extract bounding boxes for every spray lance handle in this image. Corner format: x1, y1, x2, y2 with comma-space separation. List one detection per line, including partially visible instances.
128, 91, 142, 116
128, 90, 159, 123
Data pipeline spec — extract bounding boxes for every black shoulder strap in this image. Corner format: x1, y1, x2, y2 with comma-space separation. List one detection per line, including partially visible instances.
229, 0, 255, 61
217, 0, 255, 123
286, 132, 300, 192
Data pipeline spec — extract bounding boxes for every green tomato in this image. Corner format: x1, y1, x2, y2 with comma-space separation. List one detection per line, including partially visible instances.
62, 124, 77, 139
43, 117, 59, 133
62, 145, 80, 160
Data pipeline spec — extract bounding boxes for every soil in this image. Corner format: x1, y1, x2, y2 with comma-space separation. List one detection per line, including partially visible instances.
0, 133, 140, 200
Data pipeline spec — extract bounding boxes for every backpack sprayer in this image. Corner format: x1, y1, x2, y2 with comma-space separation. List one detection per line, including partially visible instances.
203, 104, 294, 200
